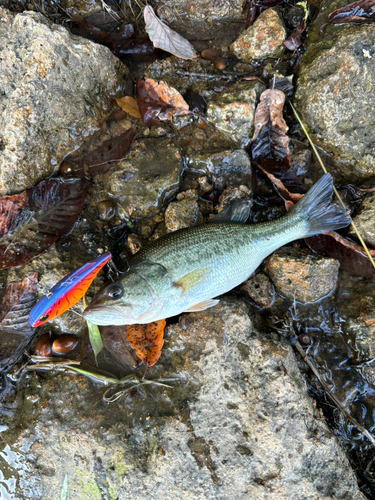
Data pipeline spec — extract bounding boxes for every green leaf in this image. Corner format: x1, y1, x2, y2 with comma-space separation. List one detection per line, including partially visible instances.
83, 296, 103, 366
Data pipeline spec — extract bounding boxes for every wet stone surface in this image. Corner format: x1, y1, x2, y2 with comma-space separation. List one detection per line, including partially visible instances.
206, 80, 266, 147
0, 298, 365, 499
265, 247, 340, 304
294, 0, 375, 182
103, 137, 183, 220
349, 193, 375, 248
230, 8, 287, 62
165, 190, 203, 232
0, 8, 128, 196
240, 272, 275, 309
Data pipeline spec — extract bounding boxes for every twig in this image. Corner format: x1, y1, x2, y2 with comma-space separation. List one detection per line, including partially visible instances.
290, 102, 375, 270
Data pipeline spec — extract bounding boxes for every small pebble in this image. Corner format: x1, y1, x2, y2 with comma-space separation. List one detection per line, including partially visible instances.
298, 334, 313, 347
52, 334, 78, 355
97, 200, 116, 221
201, 48, 220, 60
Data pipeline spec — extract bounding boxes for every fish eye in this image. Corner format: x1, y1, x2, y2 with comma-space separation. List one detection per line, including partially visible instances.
107, 284, 124, 299
39, 314, 49, 322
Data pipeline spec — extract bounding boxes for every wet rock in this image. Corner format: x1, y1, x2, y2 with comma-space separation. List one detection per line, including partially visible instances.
165, 190, 203, 232
216, 185, 252, 212
59, 0, 103, 20
187, 149, 252, 189
265, 247, 340, 303
146, 57, 229, 98
103, 137, 183, 219
230, 9, 287, 62
294, 0, 375, 182
0, 8, 128, 196
348, 193, 375, 247
290, 148, 312, 177
240, 272, 275, 308
206, 80, 266, 147
126, 233, 143, 255
335, 272, 375, 359
3, 298, 364, 499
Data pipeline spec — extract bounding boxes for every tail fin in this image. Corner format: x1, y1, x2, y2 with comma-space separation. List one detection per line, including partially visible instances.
289, 173, 351, 237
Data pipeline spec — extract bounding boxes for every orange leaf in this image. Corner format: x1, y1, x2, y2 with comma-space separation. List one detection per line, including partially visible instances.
115, 96, 142, 119
127, 319, 166, 367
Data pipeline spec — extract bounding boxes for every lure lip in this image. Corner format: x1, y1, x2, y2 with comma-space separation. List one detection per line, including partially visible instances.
29, 251, 112, 327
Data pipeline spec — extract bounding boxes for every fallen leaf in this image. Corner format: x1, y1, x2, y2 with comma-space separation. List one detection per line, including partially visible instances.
83, 296, 103, 366
114, 38, 169, 62
306, 232, 375, 278
0, 178, 90, 270
251, 88, 306, 199
283, 20, 306, 51
323, 0, 375, 27
71, 129, 134, 177
115, 96, 142, 119
252, 89, 290, 165
137, 78, 190, 126
0, 191, 28, 238
99, 325, 140, 370
144, 5, 197, 60
0, 273, 38, 372
127, 319, 166, 367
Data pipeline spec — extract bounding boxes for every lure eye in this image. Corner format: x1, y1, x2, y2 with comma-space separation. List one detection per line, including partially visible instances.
107, 284, 124, 299
39, 314, 49, 322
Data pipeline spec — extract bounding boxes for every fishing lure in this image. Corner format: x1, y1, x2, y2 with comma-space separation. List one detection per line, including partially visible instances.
29, 251, 112, 327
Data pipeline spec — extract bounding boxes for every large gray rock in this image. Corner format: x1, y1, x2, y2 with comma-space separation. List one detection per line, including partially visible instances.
0, 298, 365, 499
0, 8, 128, 195
349, 193, 375, 247
294, 0, 375, 182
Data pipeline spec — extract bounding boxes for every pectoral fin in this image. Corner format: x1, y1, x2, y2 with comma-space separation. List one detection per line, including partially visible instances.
184, 299, 219, 312
172, 267, 210, 296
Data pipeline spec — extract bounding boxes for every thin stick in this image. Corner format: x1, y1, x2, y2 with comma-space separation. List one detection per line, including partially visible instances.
290, 102, 375, 269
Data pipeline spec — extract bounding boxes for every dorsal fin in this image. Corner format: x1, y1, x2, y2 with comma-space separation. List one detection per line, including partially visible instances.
209, 199, 251, 224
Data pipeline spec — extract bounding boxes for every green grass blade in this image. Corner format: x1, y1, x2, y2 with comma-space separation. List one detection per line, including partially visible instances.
83, 296, 103, 366
60, 474, 68, 500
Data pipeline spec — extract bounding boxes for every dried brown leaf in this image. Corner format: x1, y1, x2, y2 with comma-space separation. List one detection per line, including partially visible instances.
144, 5, 197, 60
115, 96, 142, 119
137, 78, 190, 126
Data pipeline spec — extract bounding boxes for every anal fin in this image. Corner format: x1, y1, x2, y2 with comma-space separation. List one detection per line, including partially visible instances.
183, 298, 219, 313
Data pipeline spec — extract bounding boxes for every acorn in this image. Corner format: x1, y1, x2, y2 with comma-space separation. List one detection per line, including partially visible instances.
35, 333, 53, 357
60, 162, 74, 175
52, 334, 79, 355
214, 57, 227, 70
201, 48, 220, 60
298, 334, 313, 346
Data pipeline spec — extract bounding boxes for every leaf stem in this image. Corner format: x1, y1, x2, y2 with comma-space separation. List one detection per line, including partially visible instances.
290, 102, 375, 269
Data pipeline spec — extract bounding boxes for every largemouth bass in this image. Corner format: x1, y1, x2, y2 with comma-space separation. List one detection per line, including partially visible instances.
83, 174, 351, 326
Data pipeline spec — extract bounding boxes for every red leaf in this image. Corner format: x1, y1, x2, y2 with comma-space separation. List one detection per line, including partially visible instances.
0, 178, 90, 270
0, 191, 28, 238
0, 273, 38, 372
72, 129, 134, 177
137, 79, 190, 127
326, 0, 375, 25
306, 232, 375, 278
283, 21, 306, 50
127, 319, 166, 367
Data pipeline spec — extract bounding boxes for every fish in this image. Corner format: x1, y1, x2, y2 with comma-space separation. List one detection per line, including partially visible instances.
29, 251, 112, 327
83, 174, 351, 326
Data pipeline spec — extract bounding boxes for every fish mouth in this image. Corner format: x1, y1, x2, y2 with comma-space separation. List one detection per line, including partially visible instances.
83, 305, 131, 326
